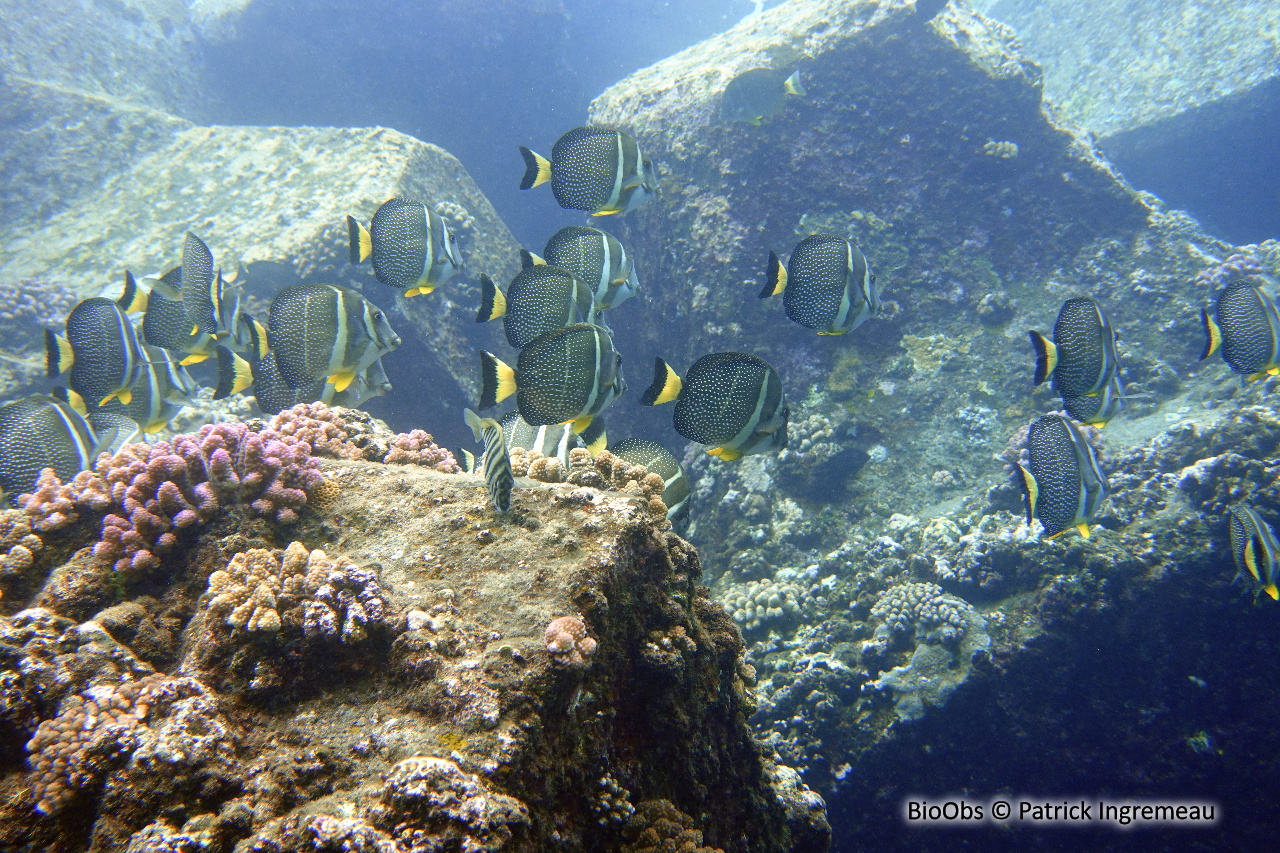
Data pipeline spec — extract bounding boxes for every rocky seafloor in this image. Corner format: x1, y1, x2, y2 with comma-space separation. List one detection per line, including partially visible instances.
0, 404, 829, 852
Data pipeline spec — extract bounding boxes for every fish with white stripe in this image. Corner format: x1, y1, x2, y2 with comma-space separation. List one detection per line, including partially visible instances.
761, 234, 880, 336
464, 408, 514, 513
266, 283, 401, 392
347, 197, 462, 298
524, 225, 640, 315
519, 126, 656, 216
1013, 414, 1108, 539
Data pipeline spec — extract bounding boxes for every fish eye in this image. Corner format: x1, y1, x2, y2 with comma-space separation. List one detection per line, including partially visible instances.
373, 311, 383, 322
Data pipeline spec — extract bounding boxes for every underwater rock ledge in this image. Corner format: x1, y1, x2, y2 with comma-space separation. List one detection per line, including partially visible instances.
0, 411, 829, 852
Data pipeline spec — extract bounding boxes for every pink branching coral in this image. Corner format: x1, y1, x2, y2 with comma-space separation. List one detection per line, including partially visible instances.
384, 429, 462, 473
267, 402, 368, 461
544, 616, 597, 667
17, 469, 107, 533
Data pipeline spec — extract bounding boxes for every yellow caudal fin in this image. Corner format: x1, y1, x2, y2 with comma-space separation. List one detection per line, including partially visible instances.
52, 386, 87, 415
518, 147, 552, 189
1029, 331, 1057, 385
44, 330, 73, 376
117, 270, 149, 313
1013, 462, 1038, 525
329, 371, 357, 393
707, 446, 742, 461
347, 215, 372, 264
640, 357, 682, 405
783, 70, 806, 97
479, 351, 517, 408
520, 249, 545, 269
1200, 309, 1221, 360
100, 387, 132, 407
476, 274, 507, 322
761, 251, 787, 298
214, 346, 254, 399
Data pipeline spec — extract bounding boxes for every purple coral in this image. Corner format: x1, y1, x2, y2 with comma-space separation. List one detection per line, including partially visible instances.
90, 423, 323, 572
384, 429, 462, 473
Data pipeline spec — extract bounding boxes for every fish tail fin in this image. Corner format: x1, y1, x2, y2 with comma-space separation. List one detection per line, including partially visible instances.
784, 70, 806, 97
579, 419, 607, 457
520, 249, 545, 269
460, 447, 476, 475
761, 251, 787, 298
519, 146, 551, 190
479, 351, 516, 408
45, 330, 73, 376
213, 345, 253, 400
1200, 309, 1221, 360
1029, 331, 1057, 385
1013, 463, 1038, 525
640, 357, 682, 405
347, 215, 372, 264
117, 270, 149, 313
476, 274, 507, 322
246, 315, 269, 361
51, 386, 88, 416
463, 407, 486, 443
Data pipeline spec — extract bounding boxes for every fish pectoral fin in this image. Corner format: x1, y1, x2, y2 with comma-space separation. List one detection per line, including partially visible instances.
329, 371, 357, 393
570, 415, 594, 434
180, 353, 210, 365
1266, 584, 1279, 601
817, 329, 847, 336
707, 446, 743, 461
1075, 523, 1091, 539
591, 208, 622, 217
99, 388, 131, 407
143, 421, 167, 435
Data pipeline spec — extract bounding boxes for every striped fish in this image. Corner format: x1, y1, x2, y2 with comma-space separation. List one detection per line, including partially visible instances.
1201, 281, 1280, 381
464, 408, 514, 513
500, 410, 607, 467
528, 225, 640, 314
45, 294, 144, 407
1228, 504, 1280, 602
346, 197, 461, 298
0, 394, 137, 501
519, 126, 656, 216
267, 283, 401, 391
1014, 414, 1108, 539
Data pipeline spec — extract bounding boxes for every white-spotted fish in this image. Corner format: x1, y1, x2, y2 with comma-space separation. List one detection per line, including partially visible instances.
519, 126, 656, 216
45, 294, 144, 407
347, 197, 461, 297
1062, 373, 1125, 428
528, 225, 640, 313
478, 323, 626, 433
1228, 505, 1280, 602
762, 234, 880, 335
464, 408, 514, 513
267, 284, 401, 392
610, 437, 691, 530
499, 410, 607, 468
720, 68, 806, 125
135, 267, 265, 365
0, 394, 138, 501
476, 266, 596, 349
180, 231, 224, 340
1201, 281, 1280, 381
1014, 414, 1108, 539
1029, 297, 1120, 399
95, 344, 201, 434
640, 352, 789, 461
251, 353, 391, 416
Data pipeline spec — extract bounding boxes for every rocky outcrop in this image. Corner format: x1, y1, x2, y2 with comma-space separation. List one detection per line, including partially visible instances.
0, 415, 829, 852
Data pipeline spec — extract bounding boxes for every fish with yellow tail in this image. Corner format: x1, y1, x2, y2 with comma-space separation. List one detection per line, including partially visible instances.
519, 126, 656, 216
464, 408, 514, 513
45, 291, 144, 408
500, 411, 607, 468
267, 284, 401, 392
475, 265, 596, 348
531, 225, 640, 313
762, 234, 880, 335
346, 197, 461, 297
1014, 414, 1108, 539
92, 344, 202, 434
0, 394, 138, 502
1028, 297, 1120, 399
640, 352, 789, 461
1201, 281, 1280, 381
1228, 505, 1280, 602
478, 323, 625, 434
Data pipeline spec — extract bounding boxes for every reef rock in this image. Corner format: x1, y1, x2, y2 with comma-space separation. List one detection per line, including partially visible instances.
0, 453, 829, 852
